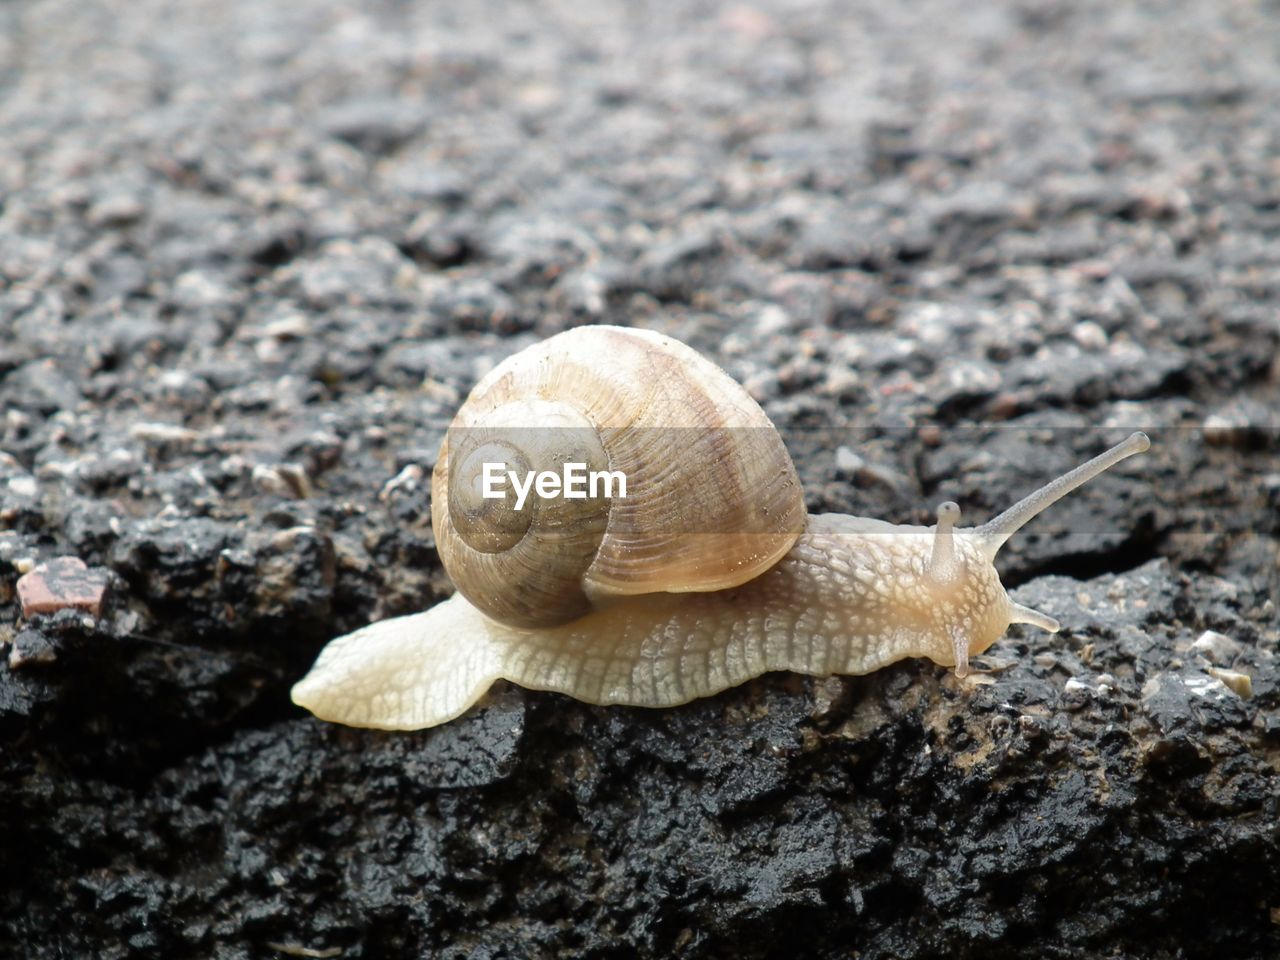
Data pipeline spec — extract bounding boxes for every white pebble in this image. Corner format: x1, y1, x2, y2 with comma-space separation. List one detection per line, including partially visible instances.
1206, 667, 1252, 699
1071, 320, 1108, 351
1191, 629, 1240, 664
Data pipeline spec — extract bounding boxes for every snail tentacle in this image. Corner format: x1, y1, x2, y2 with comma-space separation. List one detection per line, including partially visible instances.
974, 432, 1150, 560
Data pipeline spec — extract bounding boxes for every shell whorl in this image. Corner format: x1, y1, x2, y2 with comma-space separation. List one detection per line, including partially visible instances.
431, 325, 807, 628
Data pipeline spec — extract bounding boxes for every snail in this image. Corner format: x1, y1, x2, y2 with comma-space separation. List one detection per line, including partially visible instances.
291, 325, 1150, 730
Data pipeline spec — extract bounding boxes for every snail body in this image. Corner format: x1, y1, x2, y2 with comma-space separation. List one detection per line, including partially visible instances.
292, 326, 1150, 730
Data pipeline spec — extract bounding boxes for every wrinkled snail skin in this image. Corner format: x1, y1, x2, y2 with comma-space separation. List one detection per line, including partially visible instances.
291, 340, 1152, 731
290, 513, 1015, 730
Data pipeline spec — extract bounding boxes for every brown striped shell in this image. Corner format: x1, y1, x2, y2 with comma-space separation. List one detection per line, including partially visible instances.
431, 325, 807, 628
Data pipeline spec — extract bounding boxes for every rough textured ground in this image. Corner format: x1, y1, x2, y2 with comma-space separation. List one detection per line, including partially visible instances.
2, 0, 1278, 957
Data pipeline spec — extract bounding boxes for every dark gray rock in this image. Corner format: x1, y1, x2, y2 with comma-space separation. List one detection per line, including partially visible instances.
317, 98, 428, 155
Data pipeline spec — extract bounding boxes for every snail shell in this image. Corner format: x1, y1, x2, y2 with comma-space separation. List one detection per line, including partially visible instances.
431, 326, 807, 627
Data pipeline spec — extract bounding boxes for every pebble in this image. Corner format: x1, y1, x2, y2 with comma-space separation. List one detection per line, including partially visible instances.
87, 194, 145, 228
1071, 321, 1109, 351
1205, 667, 1252, 700
1202, 402, 1268, 448
379, 464, 425, 502
8, 629, 58, 669
834, 446, 864, 477
1190, 630, 1241, 664
129, 422, 201, 445
251, 463, 312, 500
15, 557, 111, 619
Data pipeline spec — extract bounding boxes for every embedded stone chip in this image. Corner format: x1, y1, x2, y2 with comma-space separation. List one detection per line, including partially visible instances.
15, 557, 111, 619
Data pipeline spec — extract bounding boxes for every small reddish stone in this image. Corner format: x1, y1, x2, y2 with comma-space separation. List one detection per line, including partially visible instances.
988, 392, 1021, 420
15, 557, 110, 619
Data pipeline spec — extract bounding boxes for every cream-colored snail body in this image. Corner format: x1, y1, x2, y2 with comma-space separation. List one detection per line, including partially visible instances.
292, 325, 1150, 730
